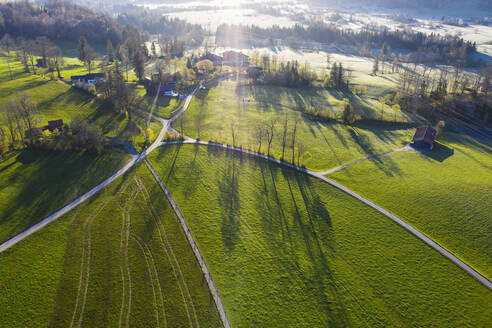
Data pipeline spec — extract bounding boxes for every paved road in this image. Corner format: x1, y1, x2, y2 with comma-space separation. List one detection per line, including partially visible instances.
159, 139, 492, 291
0, 86, 201, 254
2, 69, 490, 299
144, 159, 231, 328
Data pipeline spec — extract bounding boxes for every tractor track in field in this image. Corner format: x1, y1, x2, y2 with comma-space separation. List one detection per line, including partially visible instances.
119, 185, 140, 328
135, 176, 199, 328
69, 188, 123, 328
133, 235, 166, 328
144, 242, 168, 328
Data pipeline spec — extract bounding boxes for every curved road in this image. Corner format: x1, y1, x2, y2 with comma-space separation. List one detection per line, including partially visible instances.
158, 138, 492, 291
1, 70, 490, 305
0, 85, 201, 254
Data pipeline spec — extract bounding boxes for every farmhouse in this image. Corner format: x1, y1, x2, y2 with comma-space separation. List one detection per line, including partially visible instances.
198, 53, 223, 67
71, 73, 105, 90
156, 82, 178, 97
412, 126, 437, 149
222, 50, 249, 67
47, 119, 64, 131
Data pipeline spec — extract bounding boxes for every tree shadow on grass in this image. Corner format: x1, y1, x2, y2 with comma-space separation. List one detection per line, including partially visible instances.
281, 168, 351, 327
217, 152, 241, 251
0, 149, 125, 243
348, 127, 402, 177
182, 144, 203, 198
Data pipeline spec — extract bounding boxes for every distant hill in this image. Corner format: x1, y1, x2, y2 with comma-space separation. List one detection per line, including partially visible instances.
311, 0, 491, 17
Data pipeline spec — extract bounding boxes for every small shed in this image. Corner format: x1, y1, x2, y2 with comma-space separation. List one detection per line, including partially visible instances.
36, 59, 47, 68
48, 119, 64, 131
412, 126, 437, 149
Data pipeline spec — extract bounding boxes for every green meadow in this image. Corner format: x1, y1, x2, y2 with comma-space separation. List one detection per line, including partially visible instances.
147, 144, 492, 328
0, 164, 221, 327
179, 79, 417, 171
0, 56, 161, 150
329, 129, 492, 280
0, 148, 130, 243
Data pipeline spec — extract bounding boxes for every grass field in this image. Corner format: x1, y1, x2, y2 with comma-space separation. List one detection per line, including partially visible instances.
0, 148, 130, 243
0, 56, 161, 150
141, 93, 183, 119
329, 130, 492, 280
0, 163, 221, 327
179, 79, 417, 171
147, 144, 492, 328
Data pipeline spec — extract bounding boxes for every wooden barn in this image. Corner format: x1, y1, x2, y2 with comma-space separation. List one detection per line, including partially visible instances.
412, 126, 437, 149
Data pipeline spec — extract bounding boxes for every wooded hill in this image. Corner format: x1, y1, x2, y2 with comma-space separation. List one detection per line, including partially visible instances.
0, 0, 122, 45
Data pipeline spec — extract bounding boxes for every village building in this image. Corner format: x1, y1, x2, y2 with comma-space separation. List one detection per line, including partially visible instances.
155, 82, 178, 97
222, 50, 249, 67
412, 126, 437, 149
198, 53, 223, 67
71, 73, 105, 90
47, 119, 64, 132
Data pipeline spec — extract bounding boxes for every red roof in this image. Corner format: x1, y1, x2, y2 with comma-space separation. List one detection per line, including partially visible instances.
413, 126, 436, 145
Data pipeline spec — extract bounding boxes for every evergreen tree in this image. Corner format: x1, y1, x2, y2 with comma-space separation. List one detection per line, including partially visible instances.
337, 63, 344, 89
133, 50, 146, 82
107, 40, 114, 63
372, 57, 379, 75
329, 62, 338, 87
78, 36, 89, 63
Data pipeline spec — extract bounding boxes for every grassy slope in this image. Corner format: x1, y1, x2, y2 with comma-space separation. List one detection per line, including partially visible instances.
0, 164, 221, 327
148, 144, 492, 328
0, 148, 130, 243
0, 57, 161, 149
180, 79, 416, 171
329, 131, 492, 279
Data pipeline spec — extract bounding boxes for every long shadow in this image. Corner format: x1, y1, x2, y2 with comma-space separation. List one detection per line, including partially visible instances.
348, 127, 402, 177
182, 143, 203, 198
416, 143, 455, 163
282, 168, 349, 326
217, 152, 241, 251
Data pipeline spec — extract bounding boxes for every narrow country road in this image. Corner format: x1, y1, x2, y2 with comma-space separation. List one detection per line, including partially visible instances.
158, 138, 492, 291
1, 70, 490, 322
0, 84, 200, 254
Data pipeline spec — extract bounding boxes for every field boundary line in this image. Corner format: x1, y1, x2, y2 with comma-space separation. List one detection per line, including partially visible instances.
136, 175, 200, 328
143, 158, 231, 328
134, 176, 194, 328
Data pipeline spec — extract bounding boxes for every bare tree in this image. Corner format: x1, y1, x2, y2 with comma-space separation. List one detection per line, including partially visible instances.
254, 124, 264, 153
297, 141, 305, 167
230, 120, 238, 147
281, 115, 288, 159
26, 39, 38, 74
291, 118, 298, 164
36, 36, 52, 63
0, 34, 15, 80
265, 118, 277, 156
1, 100, 20, 147
16, 93, 38, 145
47, 46, 64, 79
